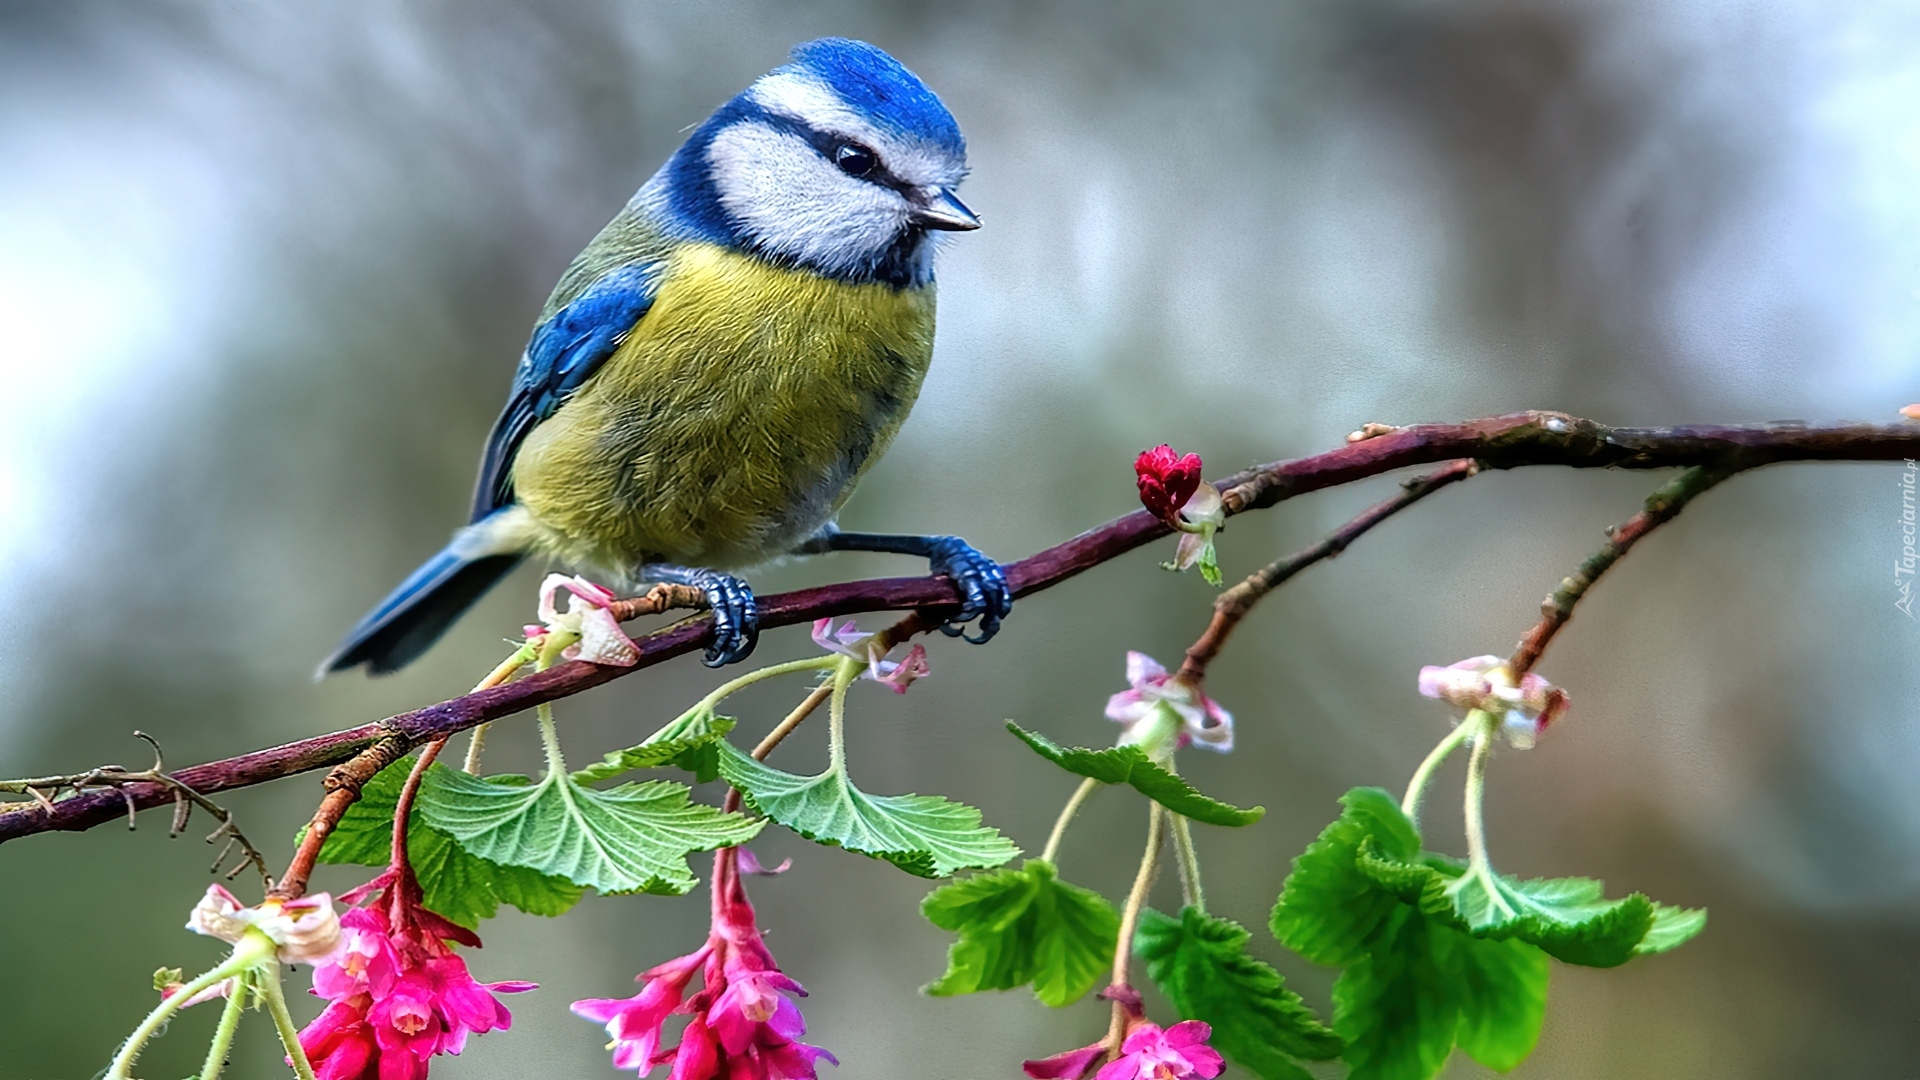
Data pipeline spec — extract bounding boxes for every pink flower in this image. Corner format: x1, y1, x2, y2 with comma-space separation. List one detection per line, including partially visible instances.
300, 871, 534, 1079
573, 850, 836, 1078
299, 998, 380, 1080
572, 949, 710, 1072
1106, 652, 1234, 754
1135, 445, 1203, 528
811, 617, 931, 694
312, 908, 397, 1001
1418, 655, 1569, 749
1097, 1022, 1224, 1080
369, 972, 442, 1066
537, 573, 640, 666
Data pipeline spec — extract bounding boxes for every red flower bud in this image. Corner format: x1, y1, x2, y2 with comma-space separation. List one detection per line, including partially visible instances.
1135, 445, 1203, 527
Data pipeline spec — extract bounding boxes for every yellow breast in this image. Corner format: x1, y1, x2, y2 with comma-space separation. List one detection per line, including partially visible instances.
510, 242, 936, 574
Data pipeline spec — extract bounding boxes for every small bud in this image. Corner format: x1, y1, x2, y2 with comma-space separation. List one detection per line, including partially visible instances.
1135, 445, 1204, 528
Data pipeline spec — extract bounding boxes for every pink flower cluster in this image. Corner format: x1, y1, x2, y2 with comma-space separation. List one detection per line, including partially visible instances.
573, 851, 834, 1079
299, 877, 534, 1080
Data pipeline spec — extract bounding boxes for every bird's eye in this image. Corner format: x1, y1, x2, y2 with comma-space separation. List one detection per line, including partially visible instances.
833, 143, 878, 178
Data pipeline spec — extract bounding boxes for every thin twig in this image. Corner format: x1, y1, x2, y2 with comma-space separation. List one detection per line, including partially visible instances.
1179, 459, 1478, 683
0, 733, 273, 888
269, 731, 410, 901
7, 413, 1914, 844
1507, 464, 1739, 677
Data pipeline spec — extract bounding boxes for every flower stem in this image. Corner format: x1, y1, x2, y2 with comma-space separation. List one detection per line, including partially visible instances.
1169, 812, 1205, 913
703, 656, 839, 713
391, 737, 448, 870
458, 643, 535, 774
1449, 711, 1514, 920
1401, 716, 1479, 826
1107, 803, 1167, 1053
1039, 777, 1099, 864
107, 933, 271, 1080
257, 949, 317, 1080
197, 969, 249, 1080
537, 703, 567, 776
824, 656, 859, 775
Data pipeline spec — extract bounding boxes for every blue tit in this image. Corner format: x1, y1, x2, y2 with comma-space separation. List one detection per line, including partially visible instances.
323, 37, 1010, 675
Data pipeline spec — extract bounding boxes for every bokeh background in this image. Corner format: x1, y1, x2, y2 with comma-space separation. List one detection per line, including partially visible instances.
3, 1, 1917, 1077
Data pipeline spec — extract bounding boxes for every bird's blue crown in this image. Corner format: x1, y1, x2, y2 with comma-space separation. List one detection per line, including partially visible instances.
783, 37, 966, 159
643, 38, 969, 287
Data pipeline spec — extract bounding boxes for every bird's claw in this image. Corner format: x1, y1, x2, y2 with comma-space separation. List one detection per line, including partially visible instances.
923, 536, 1012, 644
647, 566, 760, 666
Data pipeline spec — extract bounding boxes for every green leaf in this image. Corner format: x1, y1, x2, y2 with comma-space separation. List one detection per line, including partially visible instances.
1331, 905, 1549, 1080
1275, 787, 1705, 1079
921, 859, 1117, 1006
1449, 925, 1550, 1072
1136, 906, 1342, 1079
315, 757, 583, 927
571, 712, 736, 785
1636, 903, 1709, 956
1330, 906, 1457, 1080
715, 742, 1018, 878
1353, 836, 1704, 968
1271, 787, 1421, 966
1006, 723, 1263, 828
417, 765, 761, 896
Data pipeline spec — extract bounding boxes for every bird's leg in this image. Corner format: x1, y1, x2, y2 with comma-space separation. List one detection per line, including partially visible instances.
643, 564, 760, 667
796, 527, 1012, 643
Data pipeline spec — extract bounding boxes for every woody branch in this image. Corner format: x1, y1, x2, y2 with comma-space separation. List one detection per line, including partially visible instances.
4, 411, 1915, 845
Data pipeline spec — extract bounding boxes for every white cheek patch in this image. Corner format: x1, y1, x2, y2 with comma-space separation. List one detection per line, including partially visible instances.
707, 121, 908, 275
750, 71, 966, 189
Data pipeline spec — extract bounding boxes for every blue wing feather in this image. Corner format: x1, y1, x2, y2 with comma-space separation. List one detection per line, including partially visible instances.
470, 262, 659, 520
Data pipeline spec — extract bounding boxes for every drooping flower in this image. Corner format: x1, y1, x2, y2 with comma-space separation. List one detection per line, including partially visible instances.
299, 998, 380, 1080
1096, 1021, 1224, 1080
1135, 445, 1204, 528
811, 617, 931, 694
1106, 651, 1233, 754
300, 872, 534, 1080
187, 884, 342, 965
1418, 655, 1569, 749
1165, 482, 1225, 579
535, 573, 641, 666
1023, 1007, 1223, 1080
573, 849, 836, 1078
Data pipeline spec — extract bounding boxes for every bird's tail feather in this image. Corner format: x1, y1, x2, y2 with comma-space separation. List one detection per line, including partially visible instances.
321, 545, 523, 676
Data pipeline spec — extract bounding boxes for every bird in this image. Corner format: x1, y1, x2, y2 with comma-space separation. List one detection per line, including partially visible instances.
322, 37, 1011, 675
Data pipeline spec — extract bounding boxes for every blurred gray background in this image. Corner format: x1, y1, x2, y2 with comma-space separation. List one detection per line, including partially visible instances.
2, 1, 1917, 1077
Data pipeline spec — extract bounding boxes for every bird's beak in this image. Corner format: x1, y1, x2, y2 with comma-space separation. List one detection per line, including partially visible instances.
909, 187, 981, 231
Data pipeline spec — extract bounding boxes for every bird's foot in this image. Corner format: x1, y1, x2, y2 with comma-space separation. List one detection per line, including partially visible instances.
923, 536, 1012, 644
645, 565, 760, 667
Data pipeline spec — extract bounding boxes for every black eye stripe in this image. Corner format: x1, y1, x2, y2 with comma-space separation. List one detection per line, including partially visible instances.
744, 109, 909, 190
